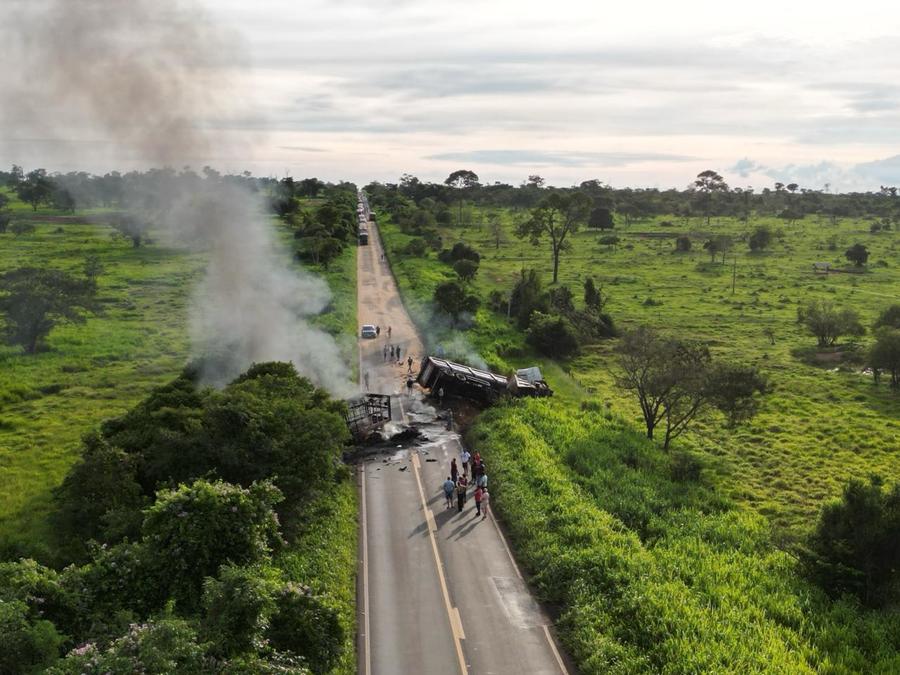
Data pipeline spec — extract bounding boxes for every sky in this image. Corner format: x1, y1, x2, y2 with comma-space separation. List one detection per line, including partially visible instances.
5, 0, 900, 191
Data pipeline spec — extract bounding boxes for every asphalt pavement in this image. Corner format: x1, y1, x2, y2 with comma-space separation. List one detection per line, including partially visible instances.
355, 210, 571, 675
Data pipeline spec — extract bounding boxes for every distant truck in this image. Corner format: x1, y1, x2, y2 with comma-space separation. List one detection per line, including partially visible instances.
358, 227, 369, 245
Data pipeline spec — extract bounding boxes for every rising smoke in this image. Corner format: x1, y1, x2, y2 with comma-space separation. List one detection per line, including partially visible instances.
0, 0, 353, 395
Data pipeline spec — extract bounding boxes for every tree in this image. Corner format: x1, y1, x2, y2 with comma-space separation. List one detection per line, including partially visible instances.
15, 169, 54, 211
798, 300, 865, 347
444, 170, 479, 227
874, 304, 900, 330
869, 328, 900, 388
703, 235, 732, 263
487, 211, 505, 249
616, 327, 765, 449
707, 363, 768, 427
748, 225, 773, 252
526, 312, 579, 358
692, 170, 729, 226
112, 214, 150, 247
804, 477, 900, 606
509, 268, 547, 328
268, 583, 344, 674
675, 235, 691, 252
583, 277, 607, 313
453, 258, 479, 282
0, 267, 98, 354
83, 255, 105, 281
438, 242, 480, 265
433, 280, 479, 324
516, 191, 592, 283
845, 243, 869, 267
588, 206, 615, 230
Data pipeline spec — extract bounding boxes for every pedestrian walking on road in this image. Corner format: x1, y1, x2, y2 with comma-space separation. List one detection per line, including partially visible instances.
450, 458, 458, 484
460, 449, 471, 477
407, 355, 413, 373
476, 471, 487, 489
481, 488, 490, 520
406, 376, 414, 397
376, 325, 381, 336
390, 345, 395, 360
387, 326, 392, 338
443, 476, 455, 509
364, 371, 370, 391
456, 475, 468, 512
396, 346, 403, 362
474, 485, 483, 517
383, 345, 388, 361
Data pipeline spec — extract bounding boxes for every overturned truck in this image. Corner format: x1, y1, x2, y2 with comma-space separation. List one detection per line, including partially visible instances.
416, 356, 552, 404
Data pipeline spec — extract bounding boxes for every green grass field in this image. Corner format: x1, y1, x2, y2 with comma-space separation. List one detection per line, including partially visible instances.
0, 196, 358, 561
381, 210, 900, 538
380, 207, 900, 672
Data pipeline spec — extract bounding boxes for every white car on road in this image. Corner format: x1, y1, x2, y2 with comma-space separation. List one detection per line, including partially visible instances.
360, 324, 377, 339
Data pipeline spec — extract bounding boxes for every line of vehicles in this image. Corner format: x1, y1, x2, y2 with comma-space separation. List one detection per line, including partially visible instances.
357, 191, 374, 245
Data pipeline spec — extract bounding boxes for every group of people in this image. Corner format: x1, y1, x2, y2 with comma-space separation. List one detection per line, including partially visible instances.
443, 448, 490, 519
383, 343, 409, 365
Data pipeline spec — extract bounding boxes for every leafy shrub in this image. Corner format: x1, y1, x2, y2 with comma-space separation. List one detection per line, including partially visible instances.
874, 304, 900, 330
437, 242, 480, 264
267, 583, 344, 674
48, 616, 208, 674
453, 258, 479, 281
748, 225, 773, 251
797, 300, 865, 347
0, 600, 64, 674
803, 477, 900, 606
10, 221, 36, 236
675, 235, 691, 252
433, 280, 479, 323
201, 564, 280, 657
845, 243, 869, 266
526, 312, 579, 358
402, 238, 427, 257
141, 480, 284, 610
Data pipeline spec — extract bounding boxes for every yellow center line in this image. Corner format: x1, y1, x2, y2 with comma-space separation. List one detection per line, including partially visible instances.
411, 452, 468, 674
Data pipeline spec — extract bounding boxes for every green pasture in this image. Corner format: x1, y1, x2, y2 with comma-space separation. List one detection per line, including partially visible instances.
0, 197, 358, 560
380, 210, 900, 538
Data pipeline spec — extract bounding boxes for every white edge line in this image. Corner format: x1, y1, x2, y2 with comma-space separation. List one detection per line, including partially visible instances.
360, 465, 371, 675
543, 624, 570, 675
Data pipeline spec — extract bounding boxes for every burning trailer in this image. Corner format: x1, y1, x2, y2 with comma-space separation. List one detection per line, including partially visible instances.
416, 356, 552, 404
343, 393, 392, 441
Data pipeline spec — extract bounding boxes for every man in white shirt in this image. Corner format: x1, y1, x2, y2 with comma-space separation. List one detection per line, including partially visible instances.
460, 449, 471, 477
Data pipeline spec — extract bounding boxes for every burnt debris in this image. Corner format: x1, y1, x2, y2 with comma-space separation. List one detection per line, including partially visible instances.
416, 356, 552, 404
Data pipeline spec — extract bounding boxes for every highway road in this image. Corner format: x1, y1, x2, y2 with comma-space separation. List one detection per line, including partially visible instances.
355, 203, 572, 675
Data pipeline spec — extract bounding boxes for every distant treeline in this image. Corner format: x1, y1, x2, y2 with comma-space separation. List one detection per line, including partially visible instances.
363, 171, 900, 227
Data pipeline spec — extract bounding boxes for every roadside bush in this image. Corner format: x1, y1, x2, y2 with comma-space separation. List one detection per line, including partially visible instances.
48, 616, 208, 675
267, 583, 344, 674
201, 564, 280, 657
141, 480, 284, 610
526, 312, 579, 358
0, 600, 64, 674
803, 477, 900, 606
53, 433, 143, 559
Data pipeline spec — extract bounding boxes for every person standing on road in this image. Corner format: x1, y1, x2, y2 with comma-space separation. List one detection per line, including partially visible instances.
450, 458, 458, 484
376, 325, 381, 336
407, 355, 414, 373
474, 485, 483, 517
443, 476, 455, 509
476, 471, 487, 490
396, 346, 403, 363
387, 326, 392, 338
460, 449, 471, 477
481, 488, 490, 520
364, 371, 370, 391
383, 344, 388, 361
406, 376, 414, 397
390, 345, 395, 360
456, 474, 468, 513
